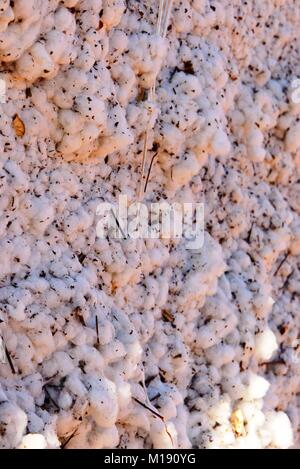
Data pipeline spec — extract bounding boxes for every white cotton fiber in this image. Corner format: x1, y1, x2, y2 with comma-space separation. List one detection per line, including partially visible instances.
263, 412, 294, 449
0, 0, 299, 451
18, 433, 47, 449
254, 328, 278, 362
243, 374, 270, 401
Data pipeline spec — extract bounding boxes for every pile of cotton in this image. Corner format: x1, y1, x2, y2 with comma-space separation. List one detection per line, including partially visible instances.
0, 0, 299, 449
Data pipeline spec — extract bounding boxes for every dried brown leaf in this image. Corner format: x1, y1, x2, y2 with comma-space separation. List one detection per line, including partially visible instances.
12, 114, 25, 137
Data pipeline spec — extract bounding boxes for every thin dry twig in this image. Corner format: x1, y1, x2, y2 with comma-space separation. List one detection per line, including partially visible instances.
157, 0, 165, 36
61, 428, 79, 449
95, 315, 100, 345
162, 0, 174, 38
279, 269, 294, 293
5, 346, 16, 374
60, 401, 89, 449
138, 112, 153, 201
44, 386, 60, 410
43, 372, 59, 386
274, 252, 289, 277
133, 396, 174, 446
110, 208, 127, 239
260, 359, 286, 367
138, 0, 173, 200
143, 151, 158, 194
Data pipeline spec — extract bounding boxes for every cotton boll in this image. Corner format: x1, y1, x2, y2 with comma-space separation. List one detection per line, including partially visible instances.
14, 335, 35, 373
254, 328, 277, 362
70, 324, 94, 347
253, 292, 274, 320
226, 207, 248, 237
88, 425, 119, 449
86, 376, 118, 428
150, 419, 175, 449
222, 361, 240, 379
24, 197, 55, 235
13, 0, 36, 19
0, 402, 27, 449
21, 108, 49, 139
43, 424, 61, 449
80, 123, 101, 146
58, 132, 83, 155
54, 7, 76, 34
210, 129, 231, 157
248, 145, 266, 162
74, 42, 96, 70
233, 432, 262, 449
128, 34, 166, 81
61, 68, 89, 96
289, 222, 300, 255
26, 412, 44, 434
208, 399, 231, 425
71, 345, 105, 373
74, 94, 106, 127
85, 28, 108, 61
172, 72, 202, 97
0, 5, 14, 33
238, 402, 265, 432
25, 322, 56, 363
285, 121, 300, 153
45, 30, 69, 64
196, 315, 237, 350
192, 374, 213, 395
109, 29, 128, 56
18, 433, 47, 449
111, 63, 136, 106
115, 379, 131, 417
42, 352, 74, 379
171, 153, 200, 190
1, 288, 31, 322
63, 208, 94, 237
65, 371, 87, 399
243, 373, 270, 401
102, 0, 125, 29
124, 407, 151, 434
173, 3, 194, 33
100, 340, 126, 364
4, 160, 29, 192
222, 377, 246, 401
16, 43, 56, 82
192, 0, 205, 13
23, 373, 43, 398
161, 123, 185, 155
205, 343, 235, 367
57, 390, 73, 411
246, 127, 266, 162
95, 132, 134, 158
58, 110, 84, 135
96, 320, 115, 346
263, 411, 293, 448
209, 427, 236, 448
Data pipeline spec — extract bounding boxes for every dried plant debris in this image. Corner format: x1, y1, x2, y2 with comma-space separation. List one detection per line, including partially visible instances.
12, 114, 25, 137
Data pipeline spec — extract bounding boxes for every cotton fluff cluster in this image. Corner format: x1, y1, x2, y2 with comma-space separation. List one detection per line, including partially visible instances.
1, 0, 133, 161
0, 0, 299, 449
